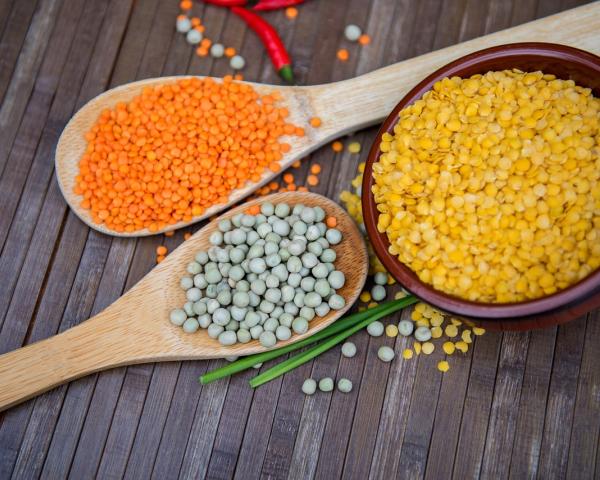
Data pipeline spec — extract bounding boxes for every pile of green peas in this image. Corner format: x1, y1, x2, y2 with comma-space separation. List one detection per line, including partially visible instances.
170, 202, 347, 348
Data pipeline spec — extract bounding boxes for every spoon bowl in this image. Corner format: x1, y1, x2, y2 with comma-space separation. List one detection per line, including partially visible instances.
0, 192, 368, 411
54, 3, 600, 236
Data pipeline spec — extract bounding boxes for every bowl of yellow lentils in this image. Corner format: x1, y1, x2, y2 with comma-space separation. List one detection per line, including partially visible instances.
362, 43, 600, 329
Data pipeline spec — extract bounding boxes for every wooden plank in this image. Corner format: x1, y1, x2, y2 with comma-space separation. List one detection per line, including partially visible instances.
480, 332, 530, 479
537, 318, 586, 479
166, 360, 228, 479
507, 327, 557, 479
452, 332, 502, 478
0, 0, 61, 177
0, 0, 40, 105
0, 0, 15, 39
566, 312, 600, 479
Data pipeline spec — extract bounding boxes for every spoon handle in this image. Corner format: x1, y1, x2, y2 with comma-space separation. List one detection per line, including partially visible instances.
0, 312, 151, 412
311, 2, 600, 138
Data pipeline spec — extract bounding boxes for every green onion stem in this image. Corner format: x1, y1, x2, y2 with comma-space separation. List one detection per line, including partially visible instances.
200, 296, 416, 385
249, 296, 418, 388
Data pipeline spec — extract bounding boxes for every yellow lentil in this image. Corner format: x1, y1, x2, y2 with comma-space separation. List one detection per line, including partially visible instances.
422, 342, 435, 354
348, 141, 361, 153
414, 341, 422, 355
472, 326, 486, 335
444, 324, 459, 338
395, 291, 408, 300
360, 291, 371, 303
403, 348, 414, 359
455, 341, 469, 353
386, 324, 399, 337
368, 302, 379, 308
431, 326, 443, 338
372, 70, 600, 303
442, 341, 456, 354
438, 360, 450, 372
462, 329, 473, 344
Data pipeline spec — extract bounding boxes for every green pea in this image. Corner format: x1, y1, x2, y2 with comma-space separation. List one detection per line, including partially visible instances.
241, 214, 256, 227
208, 323, 224, 338
314, 279, 331, 298
265, 253, 281, 267
205, 269, 222, 284
414, 326, 432, 342
287, 272, 302, 288
299, 306, 315, 321
306, 225, 320, 241
328, 294, 346, 310
327, 270, 345, 289
301, 252, 318, 268
209, 231, 223, 245
229, 247, 245, 264
377, 346, 395, 362
186, 288, 202, 302
183, 318, 199, 333
218, 331, 237, 346
292, 317, 308, 334
374, 272, 388, 285
198, 313, 211, 328
288, 241, 306, 256
218, 219, 232, 232
341, 341, 356, 357
313, 206, 325, 222
287, 256, 303, 273
337, 378, 353, 393
315, 302, 330, 317
279, 313, 294, 327
195, 251, 209, 264
259, 300, 275, 314
230, 229, 247, 245
279, 248, 291, 261
275, 325, 292, 341
300, 207, 316, 224
231, 213, 244, 227
326, 228, 342, 245
180, 277, 194, 290
302, 378, 317, 395
367, 321, 384, 337
300, 277, 315, 292
233, 291, 250, 307
398, 320, 414, 336
225, 319, 239, 331
312, 263, 329, 279
263, 318, 278, 332
170, 309, 187, 326
274, 203, 290, 218
292, 221, 308, 235
272, 264, 289, 282
259, 331, 277, 348
307, 241, 323, 256
265, 288, 282, 303
320, 248, 336, 263
237, 329, 251, 343
193, 301, 207, 315
217, 290, 232, 306
187, 262, 202, 275
371, 285, 387, 301
261, 202, 274, 216
194, 274, 208, 289
304, 292, 322, 308
318, 377, 334, 392
250, 325, 263, 339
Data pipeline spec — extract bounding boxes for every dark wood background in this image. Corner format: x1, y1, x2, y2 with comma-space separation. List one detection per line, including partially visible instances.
0, 0, 598, 478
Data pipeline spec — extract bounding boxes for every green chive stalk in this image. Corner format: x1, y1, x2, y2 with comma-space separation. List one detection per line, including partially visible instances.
200, 296, 416, 385
249, 296, 417, 387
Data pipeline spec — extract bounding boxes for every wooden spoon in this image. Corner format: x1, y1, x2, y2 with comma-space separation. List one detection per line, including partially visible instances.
55, 3, 600, 237
0, 192, 368, 412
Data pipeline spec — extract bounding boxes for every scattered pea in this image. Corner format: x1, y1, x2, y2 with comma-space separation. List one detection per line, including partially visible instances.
337, 378, 353, 393
318, 377, 334, 392
341, 341, 356, 358
371, 285, 386, 301
414, 326, 432, 342
378, 346, 395, 362
302, 378, 317, 395
230, 55, 245, 70
344, 24, 362, 41
367, 321, 384, 337
374, 272, 388, 285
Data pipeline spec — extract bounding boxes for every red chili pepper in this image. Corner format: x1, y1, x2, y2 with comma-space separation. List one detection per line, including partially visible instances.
230, 6, 294, 83
253, 0, 305, 10
202, 0, 305, 11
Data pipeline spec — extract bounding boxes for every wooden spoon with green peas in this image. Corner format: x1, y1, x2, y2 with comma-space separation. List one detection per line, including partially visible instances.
0, 192, 368, 412
54, 4, 600, 237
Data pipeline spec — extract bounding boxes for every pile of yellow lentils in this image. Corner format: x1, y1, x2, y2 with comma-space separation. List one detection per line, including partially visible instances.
340, 163, 484, 372
372, 70, 600, 303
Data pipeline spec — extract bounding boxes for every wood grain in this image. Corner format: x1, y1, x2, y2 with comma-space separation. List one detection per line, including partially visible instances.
0, 191, 368, 411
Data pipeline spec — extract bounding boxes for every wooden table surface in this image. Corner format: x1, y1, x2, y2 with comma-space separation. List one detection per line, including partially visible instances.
0, 0, 598, 478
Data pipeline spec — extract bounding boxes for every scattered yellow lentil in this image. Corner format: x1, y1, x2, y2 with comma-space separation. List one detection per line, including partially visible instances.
386, 324, 399, 337
360, 291, 371, 302
450, 318, 462, 326
462, 330, 473, 344
431, 326, 443, 338
438, 361, 450, 373
416, 319, 430, 328
394, 291, 407, 300
411, 310, 422, 321
368, 302, 379, 308
414, 342, 422, 355
430, 314, 444, 327
442, 341, 456, 354
372, 70, 600, 303
444, 324, 458, 338
403, 348, 414, 359
455, 341, 469, 353
473, 327, 486, 335
422, 342, 435, 354
347, 141, 361, 153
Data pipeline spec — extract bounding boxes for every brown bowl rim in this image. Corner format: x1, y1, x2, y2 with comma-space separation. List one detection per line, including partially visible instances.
362, 42, 600, 319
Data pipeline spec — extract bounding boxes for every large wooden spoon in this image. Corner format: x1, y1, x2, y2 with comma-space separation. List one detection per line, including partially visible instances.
0, 192, 368, 412
55, 3, 600, 237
